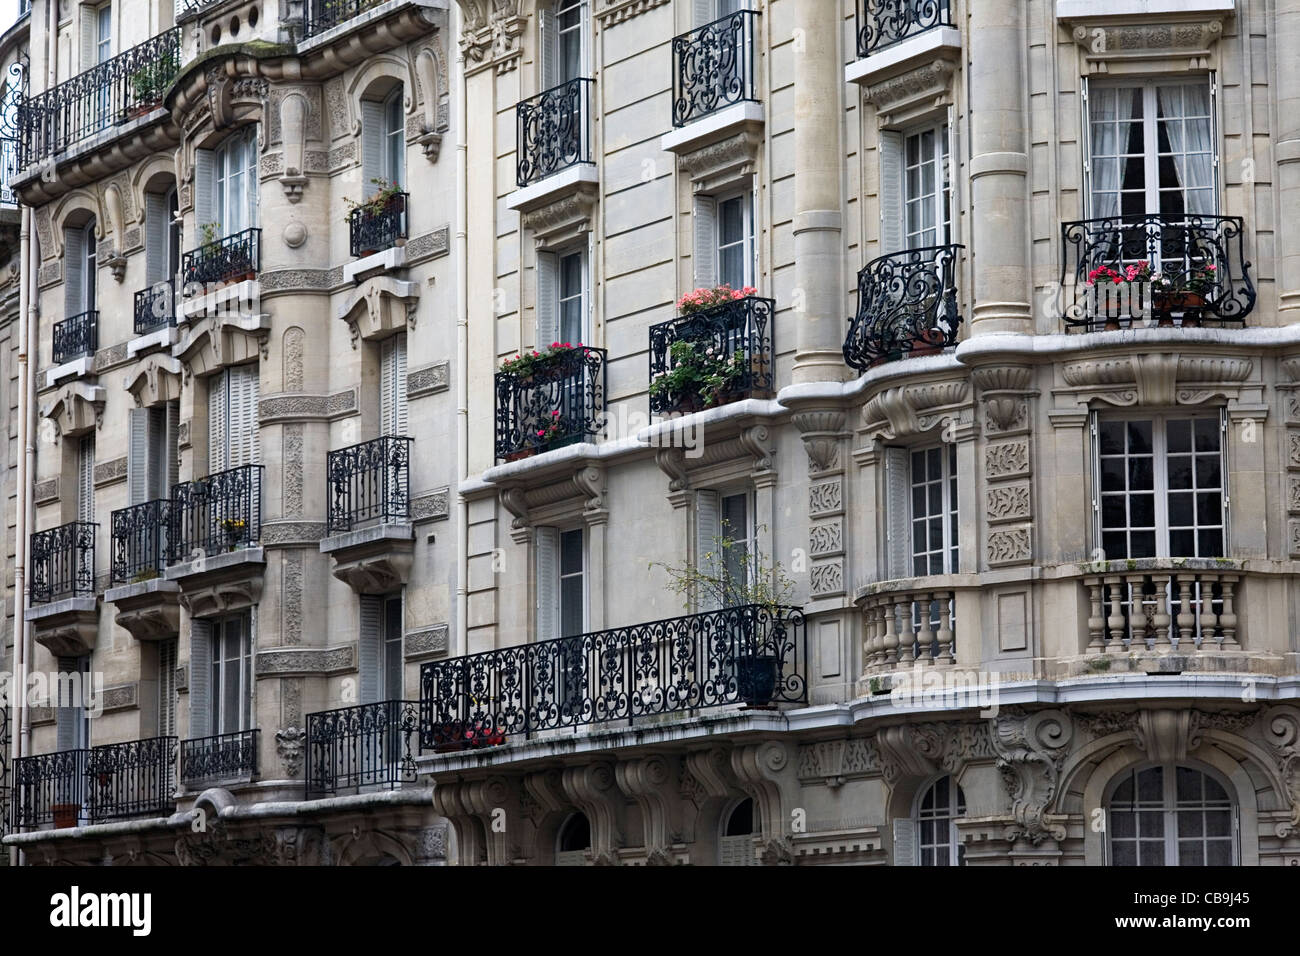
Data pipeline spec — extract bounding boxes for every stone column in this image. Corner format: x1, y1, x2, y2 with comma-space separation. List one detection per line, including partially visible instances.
1277, 1, 1300, 320
791, 0, 847, 383
968, 0, 1032, 335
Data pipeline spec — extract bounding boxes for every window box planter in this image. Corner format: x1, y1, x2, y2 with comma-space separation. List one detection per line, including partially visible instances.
52, 803, 80, 829
430, 720, 506, 753
504, 448, 537, 463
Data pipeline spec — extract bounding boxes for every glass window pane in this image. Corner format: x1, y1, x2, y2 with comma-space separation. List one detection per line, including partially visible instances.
1194, 417, 1219, 451
1169, 530, 1194, 557
1167, 456, 1192, 490
1130, 494, 1155, 527
1127, 421, 1152, 454
560, 529, 583, 574
1166, 419, 1191, 453
1197, 529, 1223, 557
1128, 457, 1153, 491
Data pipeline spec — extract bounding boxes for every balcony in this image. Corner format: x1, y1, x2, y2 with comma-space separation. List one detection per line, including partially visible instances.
111, 499, 170, 585
327, 435, 411, 533
15, 28, 181, 171
1083, 563, 1240, 657
648, 294, 774, 415
1, 136, 16, 206
671, 10, 759, 128
169, 464, 263, 561
305, 700, 419, 797
52, 310, 98, 364
843, 243, 962, 371
349, 191, 408, 258
10, 737, 176, 830
860, 585, 957, 672
303, 0, 388, 40
31, 521, 97, 605
516, 78, 593, 188
180, 730, 259, 788
133, 281, 176, 336
1060, 214, 1256, 332
494, 345, 606, 461
420, 604, 807, 749
181, 227, 262, 294
856, 0, 954, 58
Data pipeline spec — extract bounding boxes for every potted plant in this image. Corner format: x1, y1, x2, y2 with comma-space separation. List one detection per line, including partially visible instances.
676, 283, 758, 316
131, 567, 159, 584
649, 339, 750, 414
221, 517, 247, 551
430, 718, 506, 752
343, 178, 406, 254
198, 220, 221, 248
1152, 262, 1217, 326
1085, 262, 1151, 330
52, 803, 80, 829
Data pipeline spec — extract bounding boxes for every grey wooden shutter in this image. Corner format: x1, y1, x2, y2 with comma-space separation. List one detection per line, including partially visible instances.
361, 98, 385, 190
358, 594, 383, 704
381, 334, 408, 437
540, 4, 559, 90
719, 834, 756, 866
127, 407, 150, 505
535, 526, 560, 642
56, 656, 78, 751
692, 196, 717, 288
883, 446, 910, 580
194, 148, 215, 238
536, 251, 558, 349
189, 619, 212, 738
879, 130, 904, 254
78, 436, 95, 523
1079, 78, 1092, 220
165, 400, 180, 491
63, 227, 85, 317
158, 638, 177, 737
228, 364, 260, 467
80, 11, 96, 72
208, 371, 228, 474
893, 817, 916, 866
145, 191, 168, 285
694, 0, 713, 26
696, 490, 721, 611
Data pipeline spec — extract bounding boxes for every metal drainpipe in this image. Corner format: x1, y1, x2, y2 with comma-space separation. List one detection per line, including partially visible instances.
9, 203, 30, 868
454, 0, 469, 660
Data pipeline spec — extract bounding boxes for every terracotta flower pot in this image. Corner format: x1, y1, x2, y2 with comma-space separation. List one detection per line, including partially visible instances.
53, 803, 80, 829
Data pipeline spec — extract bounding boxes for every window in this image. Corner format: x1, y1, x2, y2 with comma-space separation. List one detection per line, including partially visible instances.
695, 489, 753, 609
880, 122, 952, 253
542, 0, 589, 89
362, 86, 406, 191
158, 638, 177, 737
559, 528, 585, 638
128, 401, 179, 504
55, 655, 91, 752
1107, 765, 1235, 866
1094, 414, 1225, 560
716, 193, 754, 291
359, 593, 404, 703
536, 526, 586, 641
77, 435, 94, 523
208, 364, 260, 473
196, 129, 258, 239
94, 4, 110, 64
208, 612, 252, 736
143, 188, 180, 298
555, 812, 590, 866
63, 218, 97, 317
537, 248, 589, 348
719, 798, 758, 866
910, 444, 958, 576
1086, 79, 1216, 218
380, 334, 408, 437
558, 251, 586, 346
914, 775, 966, 866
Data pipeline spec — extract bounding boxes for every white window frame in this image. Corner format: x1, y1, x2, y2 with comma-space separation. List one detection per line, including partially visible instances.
543, 0, 590, 89
380, 593, 404, 701
914, 774, 966, 867
556, 248, 588, 347
558, 526, 586, 639
719, 489, 754, 605
715, 191, 755, 291
908, 442, 958, 576
1105, 763, 1238, 867
213, 128, 259, 238
209, 611, 253, 736
901, 121, 951, 250
383, 87, 405, 188
1091, 410, 1228, 561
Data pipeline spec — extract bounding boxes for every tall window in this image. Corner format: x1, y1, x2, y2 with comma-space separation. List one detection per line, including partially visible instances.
559, 528, 585, 638
558, 251, 586, 345
720, 491, 752, 604
95, 4, 111, 64
719, 798, 758, 866
384, 88, 404, 187
380, 334, 408, 437
128, 401, 179, 504
542, 0, 588, 88
1095, 415, 1225, 560
213, 129, 258, 237
209, 612, 252, 736
208, 364, 260, 473
1087, 80, 1216, 218
555, 812, 590, 866
77, 435, 95, 522
915, 775, 966, 866
910, 444, 958, 575
63, 218, 97, 318
362, 86, 406, 191
1108, 765, 1235, 866
144, 188, 180, 301
538, 249, 589, 349
716, 193, 754, 291
360, 593, 404, 703
903, 123, 951, 249
55, 655, 91, 752
158, 638, 178, 737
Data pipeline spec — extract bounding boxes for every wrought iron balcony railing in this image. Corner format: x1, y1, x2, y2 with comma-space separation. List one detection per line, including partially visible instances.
181, 227, 261, 294
30, 521, 97, 605
495, 346, 606, 461
15, 27, 181, 170
11, 737, 176, 830
420, 604, 807, 749
516, 77, 593, 187
349, 191, 408, 258
303, 0, 387, 39
305, 700, 418, 798
53, 310, 98, 364
327, 435, 411, 535
1060, 214, 1256, 332
111, 499, 170, 585
180, 730, 259, 786
856, 0, 954, 59
134, 281, 176, 335
1, 136, 17, 205
843, 243, 962, 371
169, 463, 263, 562
10, 749, 87, 830
648, 294, 774, 415
672, 9, 759, 128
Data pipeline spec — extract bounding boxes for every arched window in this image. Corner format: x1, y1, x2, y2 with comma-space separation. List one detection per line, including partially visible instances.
1107, 764, 1235, 866
361, 84, 405, 191
907, 775, 965, 866
719, 797, 757, 866
555, 812, 590, 866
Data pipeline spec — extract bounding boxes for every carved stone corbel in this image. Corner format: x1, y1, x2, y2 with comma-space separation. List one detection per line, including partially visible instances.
336, 276, 421, 347
574, 464, 606, 517
738, 424, 774, 474
123, 356, 183, 408
731, 741, 796, 863
279, 91, 309, 202
615, 755, 681, 865
1263, 707, 1300, 838
792, 410, 847, 474
561, 762, 624, 865
990, 709, 1073, 845
103, 182, 128, 281
862, 379, 970, 441
654, 446, 691, 503
41, 382, 107, 437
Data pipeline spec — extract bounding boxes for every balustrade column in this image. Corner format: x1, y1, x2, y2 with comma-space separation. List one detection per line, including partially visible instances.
935, 593, 954, 664
894, 596, 915, 664
1219, 576, 1240, 650
915, 595, 935, 663
1087, 578, 1106, 652
881, 599, 899, 665
1151, 574, 1172, 650
1104, 575, 1125, 650
1175, 575, 1196, 646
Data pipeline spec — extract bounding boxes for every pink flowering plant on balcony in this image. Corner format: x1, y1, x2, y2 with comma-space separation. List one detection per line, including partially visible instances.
1151, 261, 1218, 295
1086, 262, 1151, 287
498, 341, 590, 379
649, 340, 750, 411
677, 284, 759, 315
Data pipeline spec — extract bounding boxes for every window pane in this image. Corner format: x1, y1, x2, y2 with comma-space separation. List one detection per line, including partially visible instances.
1167, 456, 1192, 490
1197, 529, 1223, 557
1194, 417, 1219, 452
1099, 421, 1125, 455
1139, 766, 1164, 802
1166, 419, 1191, 453
1128, 457, 1153, 491
560, 529, 583, 575
1130, 493, 1155, 528
1127, 421, 1152, 454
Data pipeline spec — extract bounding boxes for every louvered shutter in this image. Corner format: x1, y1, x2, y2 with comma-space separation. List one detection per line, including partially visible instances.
879, 130, 904, 254
381, 335, 408, 437
893, 818, 916, 866
228, 364, 260, 467
208, 372, 227, 474
945, 108, 960, 233
358, 594, 383, 705
145, 191, 168, 285
692, 196, 717, 288
194, 149, 215, 241
80, 11, 96, 71
536, 252, 558, 349
189, 619, 212, 737
158, 638, 177, 737
63, 227, 85, 318
56, 656, 79, 751
165, 400, 180, 491
694, 0, 713, 26
127, 408, 150, 505
884, 446, 910, 580
696, 490, 721, 611
540, 4, 559, 91
535, 526, 560, 642
78, 436, 94, 523
719, 834, 756, 866
361, 98, 385, 192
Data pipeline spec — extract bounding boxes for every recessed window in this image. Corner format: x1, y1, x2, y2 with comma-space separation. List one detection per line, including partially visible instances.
716, 193, 754, 291
903, 123, 951, 249
213, 129, 258, 237
910, 443, 958, 576
1107, 765, 1235, 866
208, 364, 261, 473
719, 798, 757, 866
209, 612, 252, 736
555, 812, 590, 865
916, 775, 965, 866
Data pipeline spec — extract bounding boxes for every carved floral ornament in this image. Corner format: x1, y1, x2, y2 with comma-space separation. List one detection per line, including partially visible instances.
456, 0, 524, 74
1058, 352, 1254, 409
1065, 18, 1227, 75
862, 56, 957, 128
861, 378, 971, 442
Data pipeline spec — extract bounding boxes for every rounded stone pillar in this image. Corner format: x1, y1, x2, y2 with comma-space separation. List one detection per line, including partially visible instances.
1277, 1, 1300, 321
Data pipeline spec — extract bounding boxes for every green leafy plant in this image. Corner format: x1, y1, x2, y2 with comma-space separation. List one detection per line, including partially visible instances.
129, 48, 179, 106
1152, 261, 1218, 296
342, 177, 405, 224
198, 221, 221, 247
131, 567, 159, 584
677, 284, 758, 315
650, 522, 794, 617
498, 341, 589, 378
649, 338, 749, 410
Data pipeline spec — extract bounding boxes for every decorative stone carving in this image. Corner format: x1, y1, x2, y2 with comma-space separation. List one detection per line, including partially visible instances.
985, 439, 1030, 480
1263, 707, 1300, 838
521, 185, 599, 249
986, 482, 1031, 523
411, 487, 451, 522
457, 0, 523, 74
991, 709, 1073, 845
1067, 19, 1226, 75
988, 526, 1032, 566
677, 130, 761, 195
408, 361, 450, 397
793, 410, 846, 474
41, 382, 106, 437
808, 480, 842, 516
254, 646, 356, 677
276, 726, 306, 778
336, 276, 420, 348
863, 58, 956, 126
123, 356, 183, 408
93, 456, 127, 486
862, 380, 969, 440
404, 624, 449, 659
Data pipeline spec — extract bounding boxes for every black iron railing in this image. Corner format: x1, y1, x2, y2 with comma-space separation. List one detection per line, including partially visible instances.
856, 0, 953, 58
327, 435, 411, 534
495, 346, 606, 460
649, 295, 774, 415
305, 700, 419, 797
85, 736, 177, 822
303, 0, 387, 39
181, 227, 261, 294
30, 522, 97, 605
0, 701, 8, 842
53, 310, 98, 364
111, 499, 170, 585
1060, 214, 1256, 332
180, 730, 259, 786
1, 136, 17, 205
349, 192, 408, 258
516, 77, 593, 187
420, 604, 807, 749
672, 9, 759, 128
10, 749, 87, 829
133, 281, 176, 335
843, 243, 963, 371
169, 464, 263, 562
15, 28, 181, 170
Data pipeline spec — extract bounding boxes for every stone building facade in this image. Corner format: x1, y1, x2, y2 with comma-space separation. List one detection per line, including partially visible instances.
5, 0, 1300, 866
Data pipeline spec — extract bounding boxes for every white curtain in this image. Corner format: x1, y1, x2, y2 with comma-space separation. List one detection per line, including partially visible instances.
1090, 86, 1136, 219
1158, 84, 1214, 216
